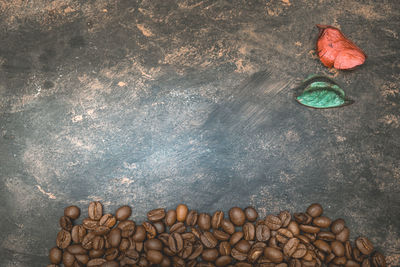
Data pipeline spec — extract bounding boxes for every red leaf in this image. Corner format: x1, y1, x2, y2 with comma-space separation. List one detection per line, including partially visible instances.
316, 24, 367, 70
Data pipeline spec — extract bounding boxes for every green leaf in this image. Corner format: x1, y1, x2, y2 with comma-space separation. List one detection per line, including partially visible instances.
295, 76, 354, 109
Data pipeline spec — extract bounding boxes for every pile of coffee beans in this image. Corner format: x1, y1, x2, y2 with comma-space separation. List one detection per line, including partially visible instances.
47, 203, 386, 267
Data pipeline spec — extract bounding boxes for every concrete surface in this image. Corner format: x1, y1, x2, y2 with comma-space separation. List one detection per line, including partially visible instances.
0, 0, 399, 266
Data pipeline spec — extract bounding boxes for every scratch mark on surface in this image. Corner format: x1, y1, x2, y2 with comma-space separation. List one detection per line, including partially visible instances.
35, 185, 56, 199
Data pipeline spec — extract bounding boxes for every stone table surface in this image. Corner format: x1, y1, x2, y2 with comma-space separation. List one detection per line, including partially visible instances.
0, 0, 399, 266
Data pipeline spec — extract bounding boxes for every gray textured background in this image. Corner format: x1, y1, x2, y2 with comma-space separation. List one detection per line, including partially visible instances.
0, 0, 399, 266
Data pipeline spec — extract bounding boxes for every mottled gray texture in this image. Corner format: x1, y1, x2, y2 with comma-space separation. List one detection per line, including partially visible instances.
0, 0, 399, 266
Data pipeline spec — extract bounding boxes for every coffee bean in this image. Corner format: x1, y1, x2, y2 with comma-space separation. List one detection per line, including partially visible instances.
160, 256, 171, 267
67, 244, 87, 255
188, 241, 203, 260
294, 213, 312, 224
99, 214, 117, 228
83, 218, 99, 230
269, 236, 279, 248
124, 249, 140, 264
213, 229, 230, 241
243, 222, 255, 240
331, 218, 346, 234
64, 206, 81, 220
147, 249, 163, 264
332, 240, 345, 257
100, 261, 119, 267
132, 225, 146, 242
278, 211, 291, 228
49, 247, 62, 264
197, 213, 211, 230
297, 234, 311, 244
291, 243, 307, 258
88, 201, 103, 221
104, 248, 119, 261
71, 225, 86, 243
283, 238, 300, 257
265, 215, 282, 230
229, 231, 244, 246
235, 240, 251, 253
176, 204, 188, 222
211, 210, 224, 229
306, 203, 323, 218
142, 221, 157, 239
326, 252, 336, 263
75, 254, 89, 265
89, 249, 104, 259
371, 251, 386, 267
147, 208, 165, 222
170, 222, 186, 233
219, 241, 231, 256
333, 256, 347, 265
115, 206, 132, 221
93, 236, 105, 250
299, 224, 320, 234
248, 246, 263, 263
201, 231, 218, 248
313, 239, 331, 254
82, 232, 96, 250
180, 240, 193, 259
202, 248, 219, 261
289, 259, 302, 267
313, 216, 331, 228
169, 232, 184, 253
87, 258, 106, 267
93, 225, 110, 236
346, 260, 361, 267
62, 250, 75, 267
221, 219, 235, 235
56, 230, 71, 249
287, 221, 300, 236
108, 228, 121, 248
119, 238, 131, 251
191, 227, 201, 239
356, 237, 374, 255
317, 231, 336, 241
256, 224, 271, 242
244, 207, 258, 222
336, 227, 350, 242
165, 210, 177, 226
184, 210, 198, 226
215, 255, 232, 266
153, 221, 165, 234
59, 216, 73, 231
354, 247, 365, 263
276, 228, 294, 243
264, 247, 284, 263
231, 247, 247, 261
118, 220, 135, 237
362, 258, 372, 267
229, 207, 246, 226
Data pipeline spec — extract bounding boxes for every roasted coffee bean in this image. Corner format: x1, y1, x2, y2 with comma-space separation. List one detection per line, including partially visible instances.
56, 230, 72, 249
169, 232, 184, 253
213, 229, 230, 241
104, 248, 119, 261
289, 259, 302, 267
143, 221, 157, 239
345, 241, 353, 259
93, 236, 105, 250
82, 232, 96, 250
269, 236, 279, 248
236, 263, 252, 267
191, 227, 201, 239
221, 219, 235, 235
303, 250, 315, 261
346, 260, 361, 267
188, 241, 204, 260
119, 238, 131, 251
354, 247, 365, 262
147, 208, 166, 222
93, 225, 110, 236
313, 216, 331, 228
216, 255, 232, 266
165, 210, 177, 226
256, 224, 271, 242
135, 241, 144, 252
279, 211, 292, 228
124, 249, 140, 264
88, 202, 103, 221
87, 258, 107, 267
229, 207, 246, 226
235, 240, 251, 253
332, 240, 345, 257
331, 218, 346, 234
181, 232, 195, 241
248, 246, 263, 263
356, 237, 374, 255
288, 221, 300, 236
71, 225, 86, 243
83, 218, 99, 230
297, 234, 311, 244
276, 228, 294, 243
314, 239, 331, 254
230, 231, 244, 246
62, 250, 75, 267
202, 248, 219, 261
318, 231, 336, 241
89, 249, 105, 259
170, 222, 186, 233
153, 221, 165, 234
336, 227, 350, 242
147, 249, 163, 264
264, 247, 284, 263
291, 243, 307, 258
99, 214, 117, 228
60, 216, 73, 231
108, 228, 121, 248
219, 241, 231, 256
115, 206, 132, 221
326, 252, 336, 264
100, 261, 119, 267
201, 232, 218, 248
211, 211, 224, 229
231, 247, 247, 261
299, 224, 320, 234
265, 215, 282, 230
49, 247, 62, 264
184, 210, 197, 226
283, 238, 300, 257
67, 244, 87, 255
306, 203, 323, 218
64, 206, 81, 220
75, 254, 89, 264
176, 204, 188, 222
243, 222, 255, 240
371, 252, 386, 267
333, 256, 347, 265
198, 214, 213, 233
118, 220, 135, 237
132, 225, 146, 242
294, 213, 312, 224
180, 240, 193, 259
